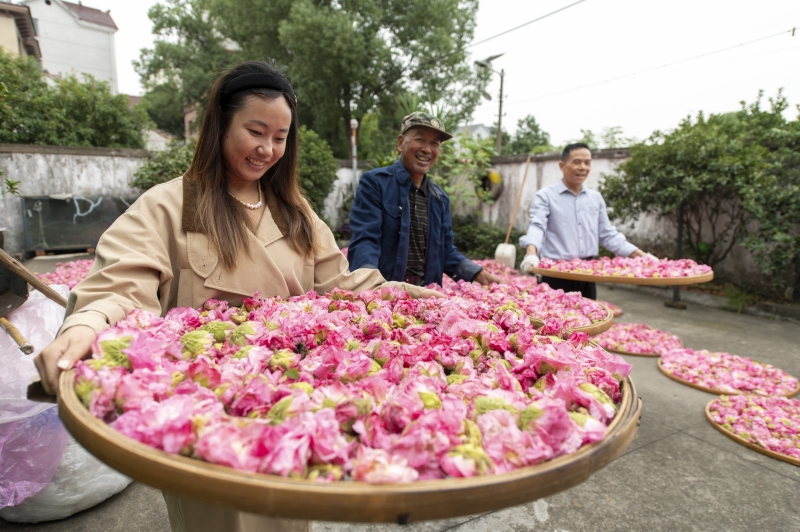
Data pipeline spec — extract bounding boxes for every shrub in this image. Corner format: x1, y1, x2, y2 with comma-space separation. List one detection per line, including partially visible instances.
131, 139, 195, 190
452, 216, 525, 266
297, 126, 338, 215
0, 49, 149, 148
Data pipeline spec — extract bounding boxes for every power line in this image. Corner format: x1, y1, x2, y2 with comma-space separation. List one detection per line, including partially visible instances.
415, 0, 588, 68
467, 0, 588, 50
507, 27, 797, 106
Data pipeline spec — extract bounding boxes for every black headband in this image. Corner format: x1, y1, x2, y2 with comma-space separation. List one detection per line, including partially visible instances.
220, 73, 297, 107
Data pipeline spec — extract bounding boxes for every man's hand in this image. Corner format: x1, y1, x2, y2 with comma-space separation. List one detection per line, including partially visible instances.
33, 325, 96, 396
474, 270, 501, 286
519, 253, 540, 275
630, 249, 646, 258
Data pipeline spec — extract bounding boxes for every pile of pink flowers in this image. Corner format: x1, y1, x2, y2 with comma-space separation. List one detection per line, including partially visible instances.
660, 349, 798, 396
75, 286, 632, 483
340, 247, 348, 258
36, 259, 94, 289
708, 395, 800, 460
472, 259, 520, 283
595, 323, 682, 356
439, 277, 609, 332
597, 300, 623, 318
538, 256, 712, 279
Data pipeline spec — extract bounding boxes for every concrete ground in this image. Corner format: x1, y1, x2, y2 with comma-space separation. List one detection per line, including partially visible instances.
2, 285, 799, 532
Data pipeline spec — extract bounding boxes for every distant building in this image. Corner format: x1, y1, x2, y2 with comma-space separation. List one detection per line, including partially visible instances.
22, 0, 118, 93
454, 124, 492, 141
0, 2, 41, 59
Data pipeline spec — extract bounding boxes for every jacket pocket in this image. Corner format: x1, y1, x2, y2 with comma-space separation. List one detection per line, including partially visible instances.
382, 201, 402, 219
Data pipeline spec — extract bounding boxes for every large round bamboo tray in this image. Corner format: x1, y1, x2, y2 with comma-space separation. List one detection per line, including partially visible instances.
657, 359, 800, 398
529, 305, 614, 338
58, 372, 641, 523
532, 267, 714, 286
705, 399, 800, 467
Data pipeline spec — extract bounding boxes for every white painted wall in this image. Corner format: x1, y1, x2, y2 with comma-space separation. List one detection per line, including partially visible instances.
0, 145, 147, 254
24, 0, 118, 93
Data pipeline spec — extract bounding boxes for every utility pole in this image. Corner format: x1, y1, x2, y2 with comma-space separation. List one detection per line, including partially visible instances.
495, 69, 505, 156
350, 118, 359, 182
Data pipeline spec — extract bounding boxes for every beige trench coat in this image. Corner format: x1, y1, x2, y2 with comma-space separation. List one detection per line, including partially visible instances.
61, 176, 395, 333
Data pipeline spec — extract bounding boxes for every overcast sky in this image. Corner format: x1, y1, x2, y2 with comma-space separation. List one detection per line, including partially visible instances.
90, 0, 799, 145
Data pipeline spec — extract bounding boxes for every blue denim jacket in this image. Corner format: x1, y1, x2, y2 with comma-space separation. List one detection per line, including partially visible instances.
347, 159, 482, 286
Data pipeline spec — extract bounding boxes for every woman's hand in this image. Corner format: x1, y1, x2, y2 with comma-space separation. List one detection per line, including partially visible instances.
33, 325, 96, 396
417, 287, 446, 298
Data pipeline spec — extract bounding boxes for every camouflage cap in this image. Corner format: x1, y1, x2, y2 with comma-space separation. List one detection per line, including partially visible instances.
400, 111, 453, 141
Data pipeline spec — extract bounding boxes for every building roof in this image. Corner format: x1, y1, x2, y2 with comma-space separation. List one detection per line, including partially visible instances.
0, 1, 41, 59
62, 1, 117, 30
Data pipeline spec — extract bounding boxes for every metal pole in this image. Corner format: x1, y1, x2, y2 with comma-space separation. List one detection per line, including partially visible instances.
665, 203, 687, 309
495, 69, 504, 156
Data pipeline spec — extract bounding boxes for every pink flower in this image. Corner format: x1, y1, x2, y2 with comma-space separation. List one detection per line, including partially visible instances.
351, 446, 419, 483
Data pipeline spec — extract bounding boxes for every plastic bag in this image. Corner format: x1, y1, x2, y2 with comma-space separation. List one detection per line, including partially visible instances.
0, 435, 131, 523
0, 285, 132, 521
0, 408, 69, 508
0, 285, 70, 424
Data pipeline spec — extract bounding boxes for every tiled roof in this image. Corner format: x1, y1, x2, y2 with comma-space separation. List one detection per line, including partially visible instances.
62, 1, 118, 30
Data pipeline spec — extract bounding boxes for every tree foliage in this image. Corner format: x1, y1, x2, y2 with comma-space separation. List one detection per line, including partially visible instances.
600, 91, 800, 298
135, 0, 488, 159
429, 134, 496, 213
490, 114, 552, 155
297, 125, 338, 215
140, 83, 185, 137
0, 50, 149, 148
131, 139, 196, 190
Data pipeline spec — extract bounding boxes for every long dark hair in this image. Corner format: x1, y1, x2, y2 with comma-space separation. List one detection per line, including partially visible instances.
185, 60, 315, 270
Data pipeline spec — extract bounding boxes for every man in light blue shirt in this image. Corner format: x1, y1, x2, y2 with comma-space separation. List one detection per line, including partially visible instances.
519, 143, 644, 299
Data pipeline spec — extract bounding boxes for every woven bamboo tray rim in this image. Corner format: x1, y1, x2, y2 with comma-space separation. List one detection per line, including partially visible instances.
532, 267, 714, 286
530, 305, 614, 338
606, 347, 661, 358
58, 371, 640, 523
657, 358, 800, 398
705, 399, 800, 467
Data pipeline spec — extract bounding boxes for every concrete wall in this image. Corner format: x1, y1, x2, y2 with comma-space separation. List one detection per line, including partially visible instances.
24, 0, 118, 93
0, 144, 147, 255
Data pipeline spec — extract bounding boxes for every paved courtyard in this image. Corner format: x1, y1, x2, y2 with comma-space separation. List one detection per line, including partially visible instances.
2, 284, 799, 532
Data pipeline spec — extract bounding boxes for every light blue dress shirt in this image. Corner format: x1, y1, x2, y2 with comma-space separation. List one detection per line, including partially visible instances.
519, 181, 637, 260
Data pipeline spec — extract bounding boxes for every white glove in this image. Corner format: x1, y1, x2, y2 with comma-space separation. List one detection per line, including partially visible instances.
519, 253, 540, 275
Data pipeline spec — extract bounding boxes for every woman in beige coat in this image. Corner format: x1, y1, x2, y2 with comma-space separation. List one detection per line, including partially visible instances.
34, 60, 438, 532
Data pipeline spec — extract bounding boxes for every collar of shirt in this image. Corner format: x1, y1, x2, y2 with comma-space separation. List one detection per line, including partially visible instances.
556, 180, 586, 197
410, 176, 429, 197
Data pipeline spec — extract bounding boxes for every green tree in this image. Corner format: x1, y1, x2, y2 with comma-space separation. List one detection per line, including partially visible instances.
140, 83, 185, 137
600, 91, 800, 298
297, 125, 338, 215
509, 115, 550, 154
136, 0, 488, 158
0, 49, 148, 148
131, 139, 196, 190
490, 114, 552, 155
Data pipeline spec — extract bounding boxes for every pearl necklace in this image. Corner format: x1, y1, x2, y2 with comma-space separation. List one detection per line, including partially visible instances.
229, 186, 262, 210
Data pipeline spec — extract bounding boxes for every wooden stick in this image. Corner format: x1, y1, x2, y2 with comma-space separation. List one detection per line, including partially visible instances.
0, 317, 34, 354
0, 248, 67, 308
504, 154, 532, 244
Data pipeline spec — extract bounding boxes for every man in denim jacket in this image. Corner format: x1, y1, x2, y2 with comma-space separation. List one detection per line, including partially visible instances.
347, 112, 500, 287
